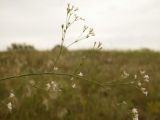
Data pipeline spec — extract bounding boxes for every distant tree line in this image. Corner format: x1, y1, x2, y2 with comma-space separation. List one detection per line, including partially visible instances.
7, 43, 36, 51
7, 43, 68, 52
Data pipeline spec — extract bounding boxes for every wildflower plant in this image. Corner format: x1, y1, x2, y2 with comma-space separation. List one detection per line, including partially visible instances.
0, 3, 151, 119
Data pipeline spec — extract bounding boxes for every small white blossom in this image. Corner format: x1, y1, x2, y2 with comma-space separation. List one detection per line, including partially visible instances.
143, 91, 148, 96
52, 84, 57, 91
46, 83, 51, 90
137, 82, 142, 87
7, 102, 12, 112
72, 83, 76, 88
122, 71, 129, 78
50, 81, 59, 91
134, 74, 137, 79
78, 72, 83, 77
141, 87, 148, 96
9, 93, 15, 98
70, 77, 74, 81
132, 108, 138, 114
29, 80, 35, 86
132, 108, 139, 120
140, 70, 145, 75
144, 74, 149, 79
144, 74, 149, 82
141, 87, 146, 92
51, 81, 56, 85
122, 101, 127, 104
54, 67, 58, 71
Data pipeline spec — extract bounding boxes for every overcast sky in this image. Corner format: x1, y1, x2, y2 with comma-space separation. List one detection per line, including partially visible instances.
0, 0, 160, 51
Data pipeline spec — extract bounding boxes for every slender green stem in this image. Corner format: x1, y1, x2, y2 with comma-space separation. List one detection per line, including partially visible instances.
52, 10, 72, 68
67, 37, 87, 48
0, 71, 140, 91
0, 72, 104, 87
105, 82, 140, 91
53, 41, 64, 68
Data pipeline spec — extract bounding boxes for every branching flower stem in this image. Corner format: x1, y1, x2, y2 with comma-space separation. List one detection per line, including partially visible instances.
0, 72, 139, 90
53, 5, 79, 67
66, 36, 87, 48
0, 72, 103, 87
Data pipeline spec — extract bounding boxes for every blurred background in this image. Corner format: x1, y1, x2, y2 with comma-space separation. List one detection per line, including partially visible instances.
0, 0, 160, 51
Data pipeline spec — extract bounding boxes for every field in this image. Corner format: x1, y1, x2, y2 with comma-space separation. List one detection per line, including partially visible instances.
0, 49, 160, 120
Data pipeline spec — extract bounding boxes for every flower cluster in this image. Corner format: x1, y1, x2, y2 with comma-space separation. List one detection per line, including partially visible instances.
131, 70, 150, 96
120, 70, 150, 96
61, 3, 95, 48
132, 108, 139, 120
46, 81, 61, 92
7, 92, 16, 112
61, 3, 85, 42
121, 70, 130, 79
7, 102, 12, 112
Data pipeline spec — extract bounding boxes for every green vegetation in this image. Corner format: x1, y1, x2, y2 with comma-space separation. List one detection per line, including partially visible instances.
0, 49, 160, 120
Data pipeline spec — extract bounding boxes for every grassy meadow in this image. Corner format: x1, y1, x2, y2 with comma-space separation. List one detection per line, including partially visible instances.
0, 48, 160, 120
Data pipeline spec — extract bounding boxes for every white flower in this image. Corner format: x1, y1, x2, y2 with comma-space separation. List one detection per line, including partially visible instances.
122, 70, 129, 78
141, 87, 148, 96
50, 81, 57, 90
7, 102, 12, 112
140, 70, 145, 75
144, 74, 149, 79
122, 101, 127, 104
132, 108, 139, 120
29, 80, 35, 86
72, 83, 76, 88
51, 81, 56, 85
54, 67, 58, 71
132, 108, 138, 114
134, 74, 137, 79
141, 87, 146, 92
46, 83, 51, 90
78, 72, 83, 77
137, 82, 142, 87
144, 74, 149, 82
9, 93, 15, 98
50, 81, 59, 91
70, 77, 74, 81
143, 91, 148, 96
